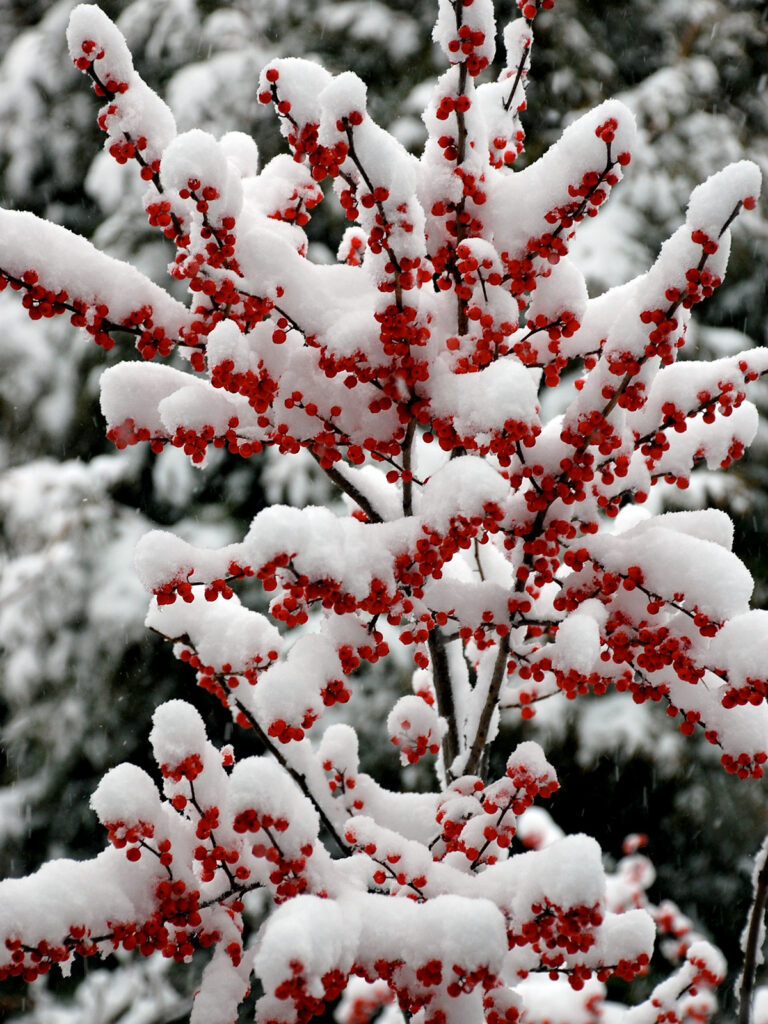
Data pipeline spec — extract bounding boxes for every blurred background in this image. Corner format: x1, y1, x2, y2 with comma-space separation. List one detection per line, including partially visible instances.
0, 0, 766, 1019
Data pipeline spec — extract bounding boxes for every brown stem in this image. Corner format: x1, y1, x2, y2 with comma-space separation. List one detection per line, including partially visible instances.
503, 42, 530, 113
428, 629, 460, 781
402, 418, 416, 517
198, 880, 263, 911
455, 62, 469, 167
313, 456, 384, 523
473, 538, 486, 581
738, 838, 768, 1024
464, 631, 511, 780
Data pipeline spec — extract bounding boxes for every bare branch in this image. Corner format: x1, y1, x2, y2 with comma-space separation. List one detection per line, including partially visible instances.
738, 836, 768, 1024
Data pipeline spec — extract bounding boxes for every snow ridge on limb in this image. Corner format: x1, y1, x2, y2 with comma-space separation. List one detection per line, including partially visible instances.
0, 210, 193, 356
66, 3, 176, 189
0, 0, 765, 1022
475, 20, 534, 169
486, 99, 636, 288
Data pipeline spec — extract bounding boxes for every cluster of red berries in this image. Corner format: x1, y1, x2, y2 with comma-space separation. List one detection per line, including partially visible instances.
722, 677, 768, 709
0, 270, 70, 321
322, 759, 362, 803
390, 719, 441, 766
1, 875, 212, 982
509, 899, 602, 958
266, 960, 352, 1024
103, 816, 154, 858
720, 750, 767, 780
161, 752, 204, 782
445, 24, 490, 76
73, 37, 104, 67
517, 0, 555, 19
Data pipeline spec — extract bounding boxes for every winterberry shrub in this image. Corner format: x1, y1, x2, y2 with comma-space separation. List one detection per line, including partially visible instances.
0, 2, 766, 1022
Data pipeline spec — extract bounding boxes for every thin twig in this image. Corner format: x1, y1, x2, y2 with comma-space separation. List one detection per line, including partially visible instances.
314, 456, 383, 523
464, 632, 510, 779
428, 629, 460, 782
402, 418, 416, 517
738, 836, 768, 1024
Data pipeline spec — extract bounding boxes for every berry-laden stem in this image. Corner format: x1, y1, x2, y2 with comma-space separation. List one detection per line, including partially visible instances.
230, 697, 349, 856
342, 121, 403, 310
453, 50, 470, 337
188, 779, 237, 888
599, 200, 744, 426
84, 61, 184, 239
